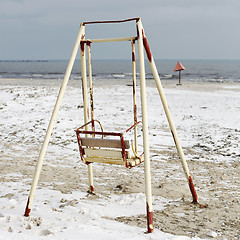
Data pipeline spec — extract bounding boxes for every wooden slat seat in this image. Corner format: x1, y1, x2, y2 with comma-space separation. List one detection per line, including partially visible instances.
76, 128, 144, 168
75, 120, 144, 168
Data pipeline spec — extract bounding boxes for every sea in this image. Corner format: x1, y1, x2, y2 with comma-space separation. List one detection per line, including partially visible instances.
0, 59, 240, 83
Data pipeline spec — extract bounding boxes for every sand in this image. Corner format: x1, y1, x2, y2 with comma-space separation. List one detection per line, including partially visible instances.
0, 77, 240, 239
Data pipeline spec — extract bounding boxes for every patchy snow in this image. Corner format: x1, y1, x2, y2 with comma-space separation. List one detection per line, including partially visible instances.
1, 79, 240, 239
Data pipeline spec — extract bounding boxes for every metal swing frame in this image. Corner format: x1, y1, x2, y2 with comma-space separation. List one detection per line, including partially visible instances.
24, 18, 199, 234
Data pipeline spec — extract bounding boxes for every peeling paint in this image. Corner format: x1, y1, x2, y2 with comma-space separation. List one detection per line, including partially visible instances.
24, 198, 31, 217
89, 185, 94, 193
80, 41, 85, 53
142, 31, 152, 62
146, 203, 154, 233
189, 176, 198, 203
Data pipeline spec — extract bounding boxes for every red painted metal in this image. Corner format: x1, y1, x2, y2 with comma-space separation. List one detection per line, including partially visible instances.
24, 198, 31, 217
125, 121, 141, 133
80, 41, 85, 53
76, 132, 85, 162
77, 121, 141, 137
132, 40, 136, 62
82, 18, 140, 26
86, 40, 91, 46
188, 176, 198, 203
89, 185, 94, 193
174, 62, 186, 71
132, 51, 135, 62
142, 30, 152, 62
146, 203, 154, 233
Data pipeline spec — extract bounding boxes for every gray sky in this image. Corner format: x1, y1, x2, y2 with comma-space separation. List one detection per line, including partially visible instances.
1, 0, 239, 60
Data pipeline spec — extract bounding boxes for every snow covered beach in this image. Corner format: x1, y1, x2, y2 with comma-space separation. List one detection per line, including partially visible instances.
0, 78, 240, 239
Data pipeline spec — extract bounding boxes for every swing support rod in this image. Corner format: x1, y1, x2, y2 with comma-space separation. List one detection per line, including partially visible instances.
81, 30, 95, 194
137, 19, 153, 233
141, 23, 198, 204
131, 39, 138, 154
87, 42, 95, 132
24, 23, 86, 217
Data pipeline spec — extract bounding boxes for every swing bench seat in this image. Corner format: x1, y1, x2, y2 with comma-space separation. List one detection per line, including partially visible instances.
75, 121, 144, 168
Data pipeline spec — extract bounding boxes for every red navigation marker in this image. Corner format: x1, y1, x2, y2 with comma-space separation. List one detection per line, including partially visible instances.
174, 61, 186, 71
174, 61, 186, 85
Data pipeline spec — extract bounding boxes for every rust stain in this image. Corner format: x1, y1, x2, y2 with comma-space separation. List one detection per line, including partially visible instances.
133, 79, 136, 93
24, 198, 31, 217
87, 107, 90, 119
142, 30, 152, 62
189, 175, 198, 203
76, 132, 85, 162
89, 185, 94, 193
83, 18, 139, 26
86, 40, 92, 46
136, 26, 140, 40
132, 52, 135, 62
120, 135, 128, 167
132, 40, 135, 62
134, 105, 137, 123
80, 41, 85, 53
171, 130, 177, 146
146, 203, 154, 233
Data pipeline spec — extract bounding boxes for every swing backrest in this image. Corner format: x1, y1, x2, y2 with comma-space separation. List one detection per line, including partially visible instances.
75, 120, 143, 168
80, 137, 130, 149
76, 134, 131, 167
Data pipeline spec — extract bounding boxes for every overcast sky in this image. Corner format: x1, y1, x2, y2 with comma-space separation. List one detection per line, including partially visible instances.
1, 0, 239, 60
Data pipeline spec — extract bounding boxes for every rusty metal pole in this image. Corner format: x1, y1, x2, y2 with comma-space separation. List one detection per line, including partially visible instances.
137, 19, 154, 233
141, 27, 198, 204
24, 23, 85, 217
131, 39, 138, 154
81, 33, 94, 194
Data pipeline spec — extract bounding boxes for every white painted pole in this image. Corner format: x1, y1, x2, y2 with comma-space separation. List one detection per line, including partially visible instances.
141, 28, 198, 203
152, 59, 190, 178
87, 42, 95, 129
24, 24, 85, 217
81, 34, 94, 194
131, 40, 138, 154
137, 19, 153, 233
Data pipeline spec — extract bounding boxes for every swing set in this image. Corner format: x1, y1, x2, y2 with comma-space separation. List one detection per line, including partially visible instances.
24, 18, 199, 233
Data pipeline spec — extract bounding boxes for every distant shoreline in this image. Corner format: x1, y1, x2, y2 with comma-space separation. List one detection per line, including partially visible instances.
0, 60, 48, 62
0, 77, 240, 93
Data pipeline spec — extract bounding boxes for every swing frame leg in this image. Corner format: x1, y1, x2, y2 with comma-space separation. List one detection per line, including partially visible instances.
87, 163, 94, 193
24, 24, 85, 217
137, 19, 154, 233
141, 24, 198, 204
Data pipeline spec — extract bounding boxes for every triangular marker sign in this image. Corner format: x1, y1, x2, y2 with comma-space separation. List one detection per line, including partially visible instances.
174, 61, 186, 71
